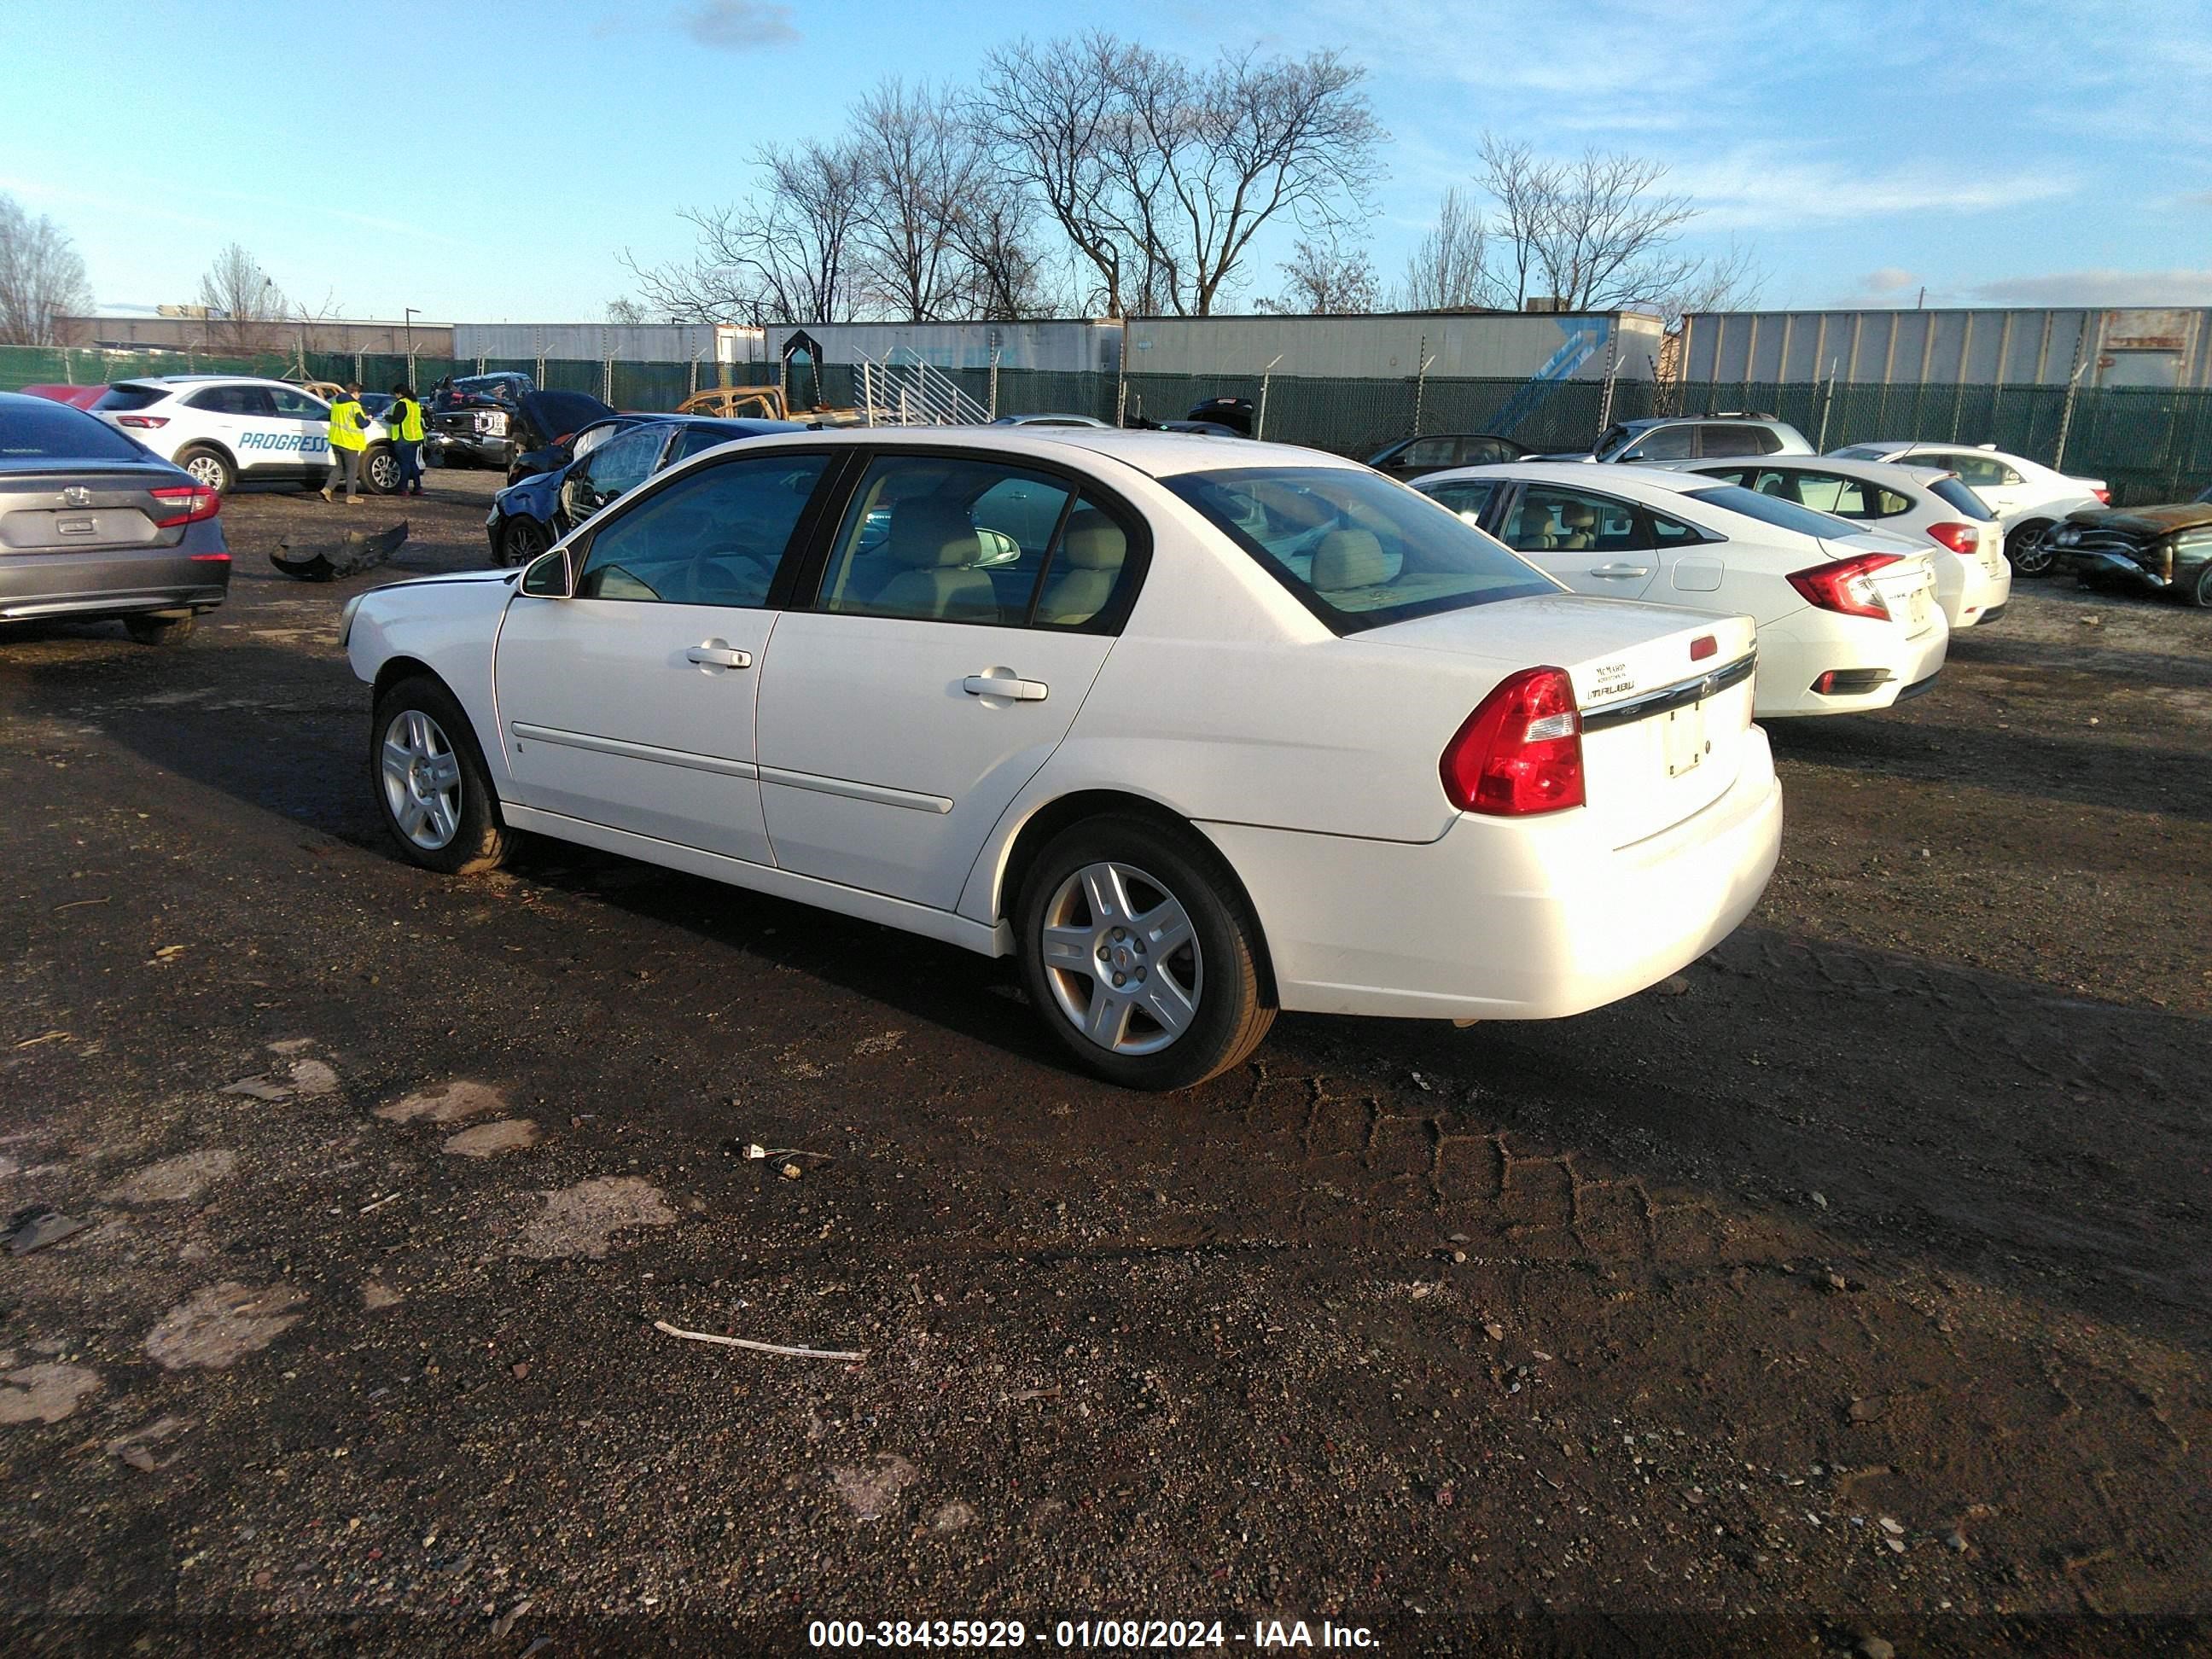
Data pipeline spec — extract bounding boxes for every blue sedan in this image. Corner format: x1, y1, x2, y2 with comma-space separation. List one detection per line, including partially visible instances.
486, 415, 802, 567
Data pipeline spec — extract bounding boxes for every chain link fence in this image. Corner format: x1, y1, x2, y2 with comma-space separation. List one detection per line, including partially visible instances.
7, 344, 2205, 504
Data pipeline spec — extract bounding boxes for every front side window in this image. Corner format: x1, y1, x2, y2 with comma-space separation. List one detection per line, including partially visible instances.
580, 424, 669, 500
1685, 484, 1850, 539
815, 455, 1076, 626
1417, 478, 1497, 526
1400, 437, 1457, 467
573, 452, 829, 605
1167, 466, 1555, 632
1502, 486, 1650, 553
1621, 424, 1693, 462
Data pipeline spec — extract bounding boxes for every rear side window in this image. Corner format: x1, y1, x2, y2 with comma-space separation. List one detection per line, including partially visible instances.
1698, 424, 1767, 457
1928, 476, 1997, 521
93, 384, 166, 412
816, 455, 1077, 627
0, 398, 152, 463
1502, 485, 1650, 553
1167, 465, 1555, 632
1685, 485, 1851, 539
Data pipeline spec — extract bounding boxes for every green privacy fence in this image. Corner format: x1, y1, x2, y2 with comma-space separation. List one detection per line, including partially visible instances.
7, 343, 2205, 504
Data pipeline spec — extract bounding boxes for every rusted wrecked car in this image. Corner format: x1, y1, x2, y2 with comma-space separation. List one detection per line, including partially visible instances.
2052, 486, 2212, 608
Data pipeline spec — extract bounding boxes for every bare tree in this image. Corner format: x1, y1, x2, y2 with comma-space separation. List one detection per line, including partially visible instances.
848, 80, 986, 321
605, 297, 648, 325
1394, 185, 1487, 311
1650, 237, 1765, 327
947, 183, 1063, 317
1259, 237, 1377, 314
624, 138, 868, 323
0, 194, 93, 346
978, 33, 1382, 317
196, 243, 290, 353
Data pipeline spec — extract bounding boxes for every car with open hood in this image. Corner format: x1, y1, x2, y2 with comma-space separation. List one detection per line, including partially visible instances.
2052, 486, 2212, 607
423, 372, 535, 471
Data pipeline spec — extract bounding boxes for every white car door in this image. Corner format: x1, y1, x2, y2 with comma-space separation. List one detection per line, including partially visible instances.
752, 453, 1135, 910
1493, 481, 1668, 600
1917, 451, 2027, 515
267, 385, 335, 478
178, 383, 272, 477
492, 449, 837, 863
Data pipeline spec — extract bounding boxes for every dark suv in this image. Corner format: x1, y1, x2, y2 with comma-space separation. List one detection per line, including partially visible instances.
425, 372, 536, 470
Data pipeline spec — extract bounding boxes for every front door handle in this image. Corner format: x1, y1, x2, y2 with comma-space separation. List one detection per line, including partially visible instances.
963, 671, 1049, 702
1591, 562, 1652, 579
685, 642, 752, 669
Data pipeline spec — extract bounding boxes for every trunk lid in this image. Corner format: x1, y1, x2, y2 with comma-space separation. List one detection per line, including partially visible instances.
1819, 530, 1942, 638
0, 468, 183, 553
1367, 594, 1760, 849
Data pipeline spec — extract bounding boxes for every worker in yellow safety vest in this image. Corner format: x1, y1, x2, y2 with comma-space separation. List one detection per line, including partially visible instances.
321, 383, 372, 504
387, 383, 426, 497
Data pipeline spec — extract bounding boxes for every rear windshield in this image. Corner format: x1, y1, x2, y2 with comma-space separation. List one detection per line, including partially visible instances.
93, 383, 166, 411
1685, 484, 1854, 540
1, 398, 152, 465
1927, 476, 1996, 521
1165, 467, 1557, 633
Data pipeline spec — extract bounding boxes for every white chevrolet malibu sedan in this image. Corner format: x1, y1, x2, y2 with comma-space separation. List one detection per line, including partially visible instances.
343, 428, 1781, 1090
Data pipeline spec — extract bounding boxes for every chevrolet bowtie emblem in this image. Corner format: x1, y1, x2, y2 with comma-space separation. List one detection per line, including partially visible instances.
62, 486, 91, 507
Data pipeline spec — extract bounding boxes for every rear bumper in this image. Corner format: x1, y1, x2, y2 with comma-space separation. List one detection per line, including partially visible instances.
425, 433, 512, 468
1949, 558, 2013, 628
1753, 606, 1949, 718
0, 545, 230, 620
1199, 729, 1782, 1022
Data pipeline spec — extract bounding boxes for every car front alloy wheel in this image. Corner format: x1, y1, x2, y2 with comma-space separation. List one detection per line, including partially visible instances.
370, 674, 510, 874
2007, 520, 2058, 576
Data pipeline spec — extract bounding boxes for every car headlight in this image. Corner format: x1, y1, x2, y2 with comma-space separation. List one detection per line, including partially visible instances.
338, 594, 364, 648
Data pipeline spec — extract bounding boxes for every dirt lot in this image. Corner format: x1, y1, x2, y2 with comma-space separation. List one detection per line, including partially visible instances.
3, 471, 2209, 1656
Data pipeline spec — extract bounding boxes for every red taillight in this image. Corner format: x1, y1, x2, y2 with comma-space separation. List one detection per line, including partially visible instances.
1788, 551, 1901, 620
2093, 488, 2111, 505
1925, 521, 1978, 555
1440, 667, 1585, 817
116, 414, 169, 428
148, 484, 220, 527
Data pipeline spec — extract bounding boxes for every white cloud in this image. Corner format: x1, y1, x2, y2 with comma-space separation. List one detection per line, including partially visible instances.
1973, 269, 2212, 306
1860, 267, 1919, 295
674, 0, 799, 52
1668, 150, 2075, 230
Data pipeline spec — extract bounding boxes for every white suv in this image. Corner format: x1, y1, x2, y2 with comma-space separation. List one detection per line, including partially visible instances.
91, 375, 397, 497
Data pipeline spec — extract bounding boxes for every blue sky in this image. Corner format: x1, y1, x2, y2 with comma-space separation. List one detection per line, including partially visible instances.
3, 0, 2208, 322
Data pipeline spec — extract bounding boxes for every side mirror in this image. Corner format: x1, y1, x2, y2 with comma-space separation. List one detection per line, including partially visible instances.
520, 546, 573, 598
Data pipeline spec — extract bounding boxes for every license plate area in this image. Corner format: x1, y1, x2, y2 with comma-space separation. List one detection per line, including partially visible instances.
1662, 697, 1708, 777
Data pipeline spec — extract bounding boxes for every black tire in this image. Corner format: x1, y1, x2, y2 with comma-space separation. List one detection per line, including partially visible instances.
2190, 562, 2212, 609
176, 445, 234, 496
360, 445, 401, 496
498, 516, 552, 568
123, 613, 195, 647
1016, 812, 1273, 1091
369, 673, 510, 875
2007, 519, 2058, 577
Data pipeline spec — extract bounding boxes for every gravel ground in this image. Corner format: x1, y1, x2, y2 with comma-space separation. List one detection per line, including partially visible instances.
2, 471, 2209, 1657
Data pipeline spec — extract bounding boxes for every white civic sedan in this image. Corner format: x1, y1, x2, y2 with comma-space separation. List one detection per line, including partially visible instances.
1672, 455, 2012, 630
343, 429, 1781, 1091
1416, 462, 1948, 719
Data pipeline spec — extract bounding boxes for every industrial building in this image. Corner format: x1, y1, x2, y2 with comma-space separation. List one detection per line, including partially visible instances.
1123, 311, 1664, 382
56, 312, 455, 356
1679, 307, 2212, 389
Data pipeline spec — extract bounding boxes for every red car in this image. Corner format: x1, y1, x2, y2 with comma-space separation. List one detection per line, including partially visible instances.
19, 384, 107, 410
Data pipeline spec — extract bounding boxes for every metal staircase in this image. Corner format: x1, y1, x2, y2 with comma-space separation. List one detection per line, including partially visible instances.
855, 348, 992, 427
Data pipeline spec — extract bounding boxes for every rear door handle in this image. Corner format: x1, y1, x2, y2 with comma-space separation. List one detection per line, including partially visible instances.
685, 643, 752, 669
963, 672, 1049, 702
1591, 562, 1651, 579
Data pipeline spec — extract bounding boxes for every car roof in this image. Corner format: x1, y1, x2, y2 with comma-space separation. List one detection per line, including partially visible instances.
120, 374, 306, 391
1676, 454, 1955, 487
690, 423, 1356, 480
1425, 459, 1731, 495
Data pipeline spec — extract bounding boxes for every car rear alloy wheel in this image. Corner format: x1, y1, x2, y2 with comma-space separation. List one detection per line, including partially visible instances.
1018, 815, 1273, 1091
2192, 562, 2212, 609
2007, 519, 2058, 576
363, 446, 401, 495
178, 446, 234, 495
370, 675, 509, 874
